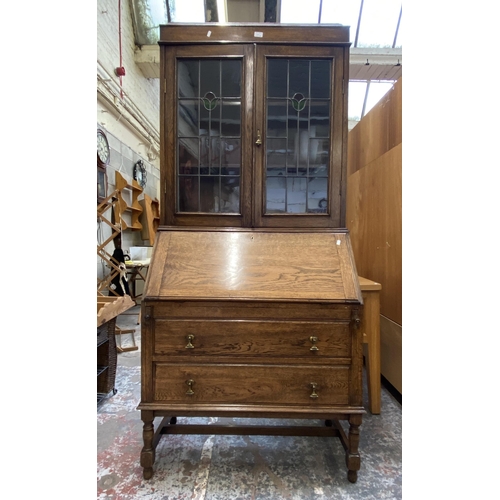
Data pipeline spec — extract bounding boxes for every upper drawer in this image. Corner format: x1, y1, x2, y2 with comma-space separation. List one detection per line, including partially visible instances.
154, 320, 351, 358
148, 301, 354, 321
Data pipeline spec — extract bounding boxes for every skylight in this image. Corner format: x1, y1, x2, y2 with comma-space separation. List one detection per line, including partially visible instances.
280, 0, 322, 23
171, 0, 205, 22
129, 0, 402, 124
354, 0, 401, 47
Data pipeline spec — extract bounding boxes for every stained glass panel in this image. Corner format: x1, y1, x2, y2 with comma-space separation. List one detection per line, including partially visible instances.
265, 57, 331, 214
177, 57, 242, 214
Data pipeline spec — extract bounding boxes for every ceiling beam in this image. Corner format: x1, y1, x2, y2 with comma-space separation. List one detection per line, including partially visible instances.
133, 45, 402, 82
349, 47, 402, 81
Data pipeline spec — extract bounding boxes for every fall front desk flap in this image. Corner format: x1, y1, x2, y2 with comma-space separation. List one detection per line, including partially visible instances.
143, 230, 362, 303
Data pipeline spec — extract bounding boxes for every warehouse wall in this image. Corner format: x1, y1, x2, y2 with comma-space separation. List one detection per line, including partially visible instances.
97, 0, 161, 283
97, 0, 160, 132
346, 77, 402, 393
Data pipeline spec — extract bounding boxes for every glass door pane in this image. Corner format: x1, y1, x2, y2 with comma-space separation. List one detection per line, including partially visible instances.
265, 58, 332, 214
177, 58, 242, 214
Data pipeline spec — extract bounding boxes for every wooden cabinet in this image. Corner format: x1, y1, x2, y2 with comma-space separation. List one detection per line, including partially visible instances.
139, 23, 364, 483
160, 23, 349, 229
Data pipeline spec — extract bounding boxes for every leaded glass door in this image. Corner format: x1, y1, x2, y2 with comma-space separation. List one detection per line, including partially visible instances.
162, 42, 347, 229
254, 45, 346, 228
163, 45, 253, 227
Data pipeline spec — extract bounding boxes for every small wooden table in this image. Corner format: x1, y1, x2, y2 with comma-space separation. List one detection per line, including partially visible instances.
358, 277, 382, 414
125, 260, 150, 302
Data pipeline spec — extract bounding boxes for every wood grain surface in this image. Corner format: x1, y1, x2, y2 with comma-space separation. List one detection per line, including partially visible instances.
153, 319, 351, 358
146, 230, 360, 301
154, 363, 350, 405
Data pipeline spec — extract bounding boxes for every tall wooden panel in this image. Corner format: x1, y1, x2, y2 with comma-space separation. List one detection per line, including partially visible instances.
346, 78, 402, 393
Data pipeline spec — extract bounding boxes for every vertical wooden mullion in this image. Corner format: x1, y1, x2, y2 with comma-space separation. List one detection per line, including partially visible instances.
331, 47, 345, 227
163, 47, 176, 226
238, 44, 253, 228
285, 59, 290, 216
306, 59, 312, 213
339, 46, 350, 228
252, 44, 265, 228
218, 60, 222, 214
198, 60, 202, 213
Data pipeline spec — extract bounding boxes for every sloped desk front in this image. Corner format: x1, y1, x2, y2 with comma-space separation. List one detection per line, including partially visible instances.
138, 229, 364, 482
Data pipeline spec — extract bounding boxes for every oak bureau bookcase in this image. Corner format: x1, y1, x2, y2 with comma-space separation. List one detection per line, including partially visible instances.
138, 23, 365, 483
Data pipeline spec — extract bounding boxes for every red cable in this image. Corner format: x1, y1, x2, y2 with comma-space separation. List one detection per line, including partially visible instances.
118, 0, 123, 99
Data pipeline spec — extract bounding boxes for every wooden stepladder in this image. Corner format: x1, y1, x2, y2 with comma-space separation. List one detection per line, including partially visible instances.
97, 189, 122, 296
97, 191, 138, 352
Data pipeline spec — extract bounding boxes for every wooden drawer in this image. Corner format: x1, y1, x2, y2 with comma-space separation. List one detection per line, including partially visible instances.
148, 301, 354, 322
153, 363, 350, 405
153, 320, 351, 358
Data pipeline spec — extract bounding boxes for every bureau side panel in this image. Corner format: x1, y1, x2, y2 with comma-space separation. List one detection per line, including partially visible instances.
349, 307, 364, 406
140, 304, 155, 402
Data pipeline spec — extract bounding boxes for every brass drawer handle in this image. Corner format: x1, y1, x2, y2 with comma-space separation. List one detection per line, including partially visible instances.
309, 336, 319, 351
185, 335, 195, 349
186, 379, 194, 395
310, 382, 319, 398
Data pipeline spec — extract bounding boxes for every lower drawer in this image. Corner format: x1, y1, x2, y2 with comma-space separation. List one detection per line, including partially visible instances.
153, 363, 349, 406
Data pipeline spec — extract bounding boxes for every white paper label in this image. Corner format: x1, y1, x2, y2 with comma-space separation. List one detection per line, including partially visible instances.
254, 31, 263, 38
207, 30, 212, 37
336, 240, 341, 245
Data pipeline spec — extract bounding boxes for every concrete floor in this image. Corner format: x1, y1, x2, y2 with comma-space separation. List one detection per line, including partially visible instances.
97, 305, 402, 499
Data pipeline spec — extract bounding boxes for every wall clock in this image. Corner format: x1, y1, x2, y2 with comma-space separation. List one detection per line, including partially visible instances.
97, 129, 109, 203
97, 129, 110, 168
133, 160, 147, 188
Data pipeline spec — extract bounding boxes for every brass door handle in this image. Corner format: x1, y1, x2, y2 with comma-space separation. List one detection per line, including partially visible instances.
310, 382, 319, 398
185, 335, 195, 349
186, 379, 194, 395
255, 129, 262, 146
309, 336, 319, 351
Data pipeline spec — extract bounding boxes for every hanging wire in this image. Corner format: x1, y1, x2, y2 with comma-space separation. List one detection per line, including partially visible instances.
116, 144, 125, 173
354, 0, 365, 48
393, 5, 402, 48
361, 80, 371, 119
147, 140, 158, 161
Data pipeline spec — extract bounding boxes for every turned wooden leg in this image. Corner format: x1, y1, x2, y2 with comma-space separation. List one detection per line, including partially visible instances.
346, 414, 362, 483
140, 410, 155, 480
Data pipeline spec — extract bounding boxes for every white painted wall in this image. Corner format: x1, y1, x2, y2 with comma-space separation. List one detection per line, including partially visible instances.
97, 0, 160, 130
97, 0, 161, 286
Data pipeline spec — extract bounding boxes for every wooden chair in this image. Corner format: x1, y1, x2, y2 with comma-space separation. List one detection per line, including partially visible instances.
115, 325, 139, 352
